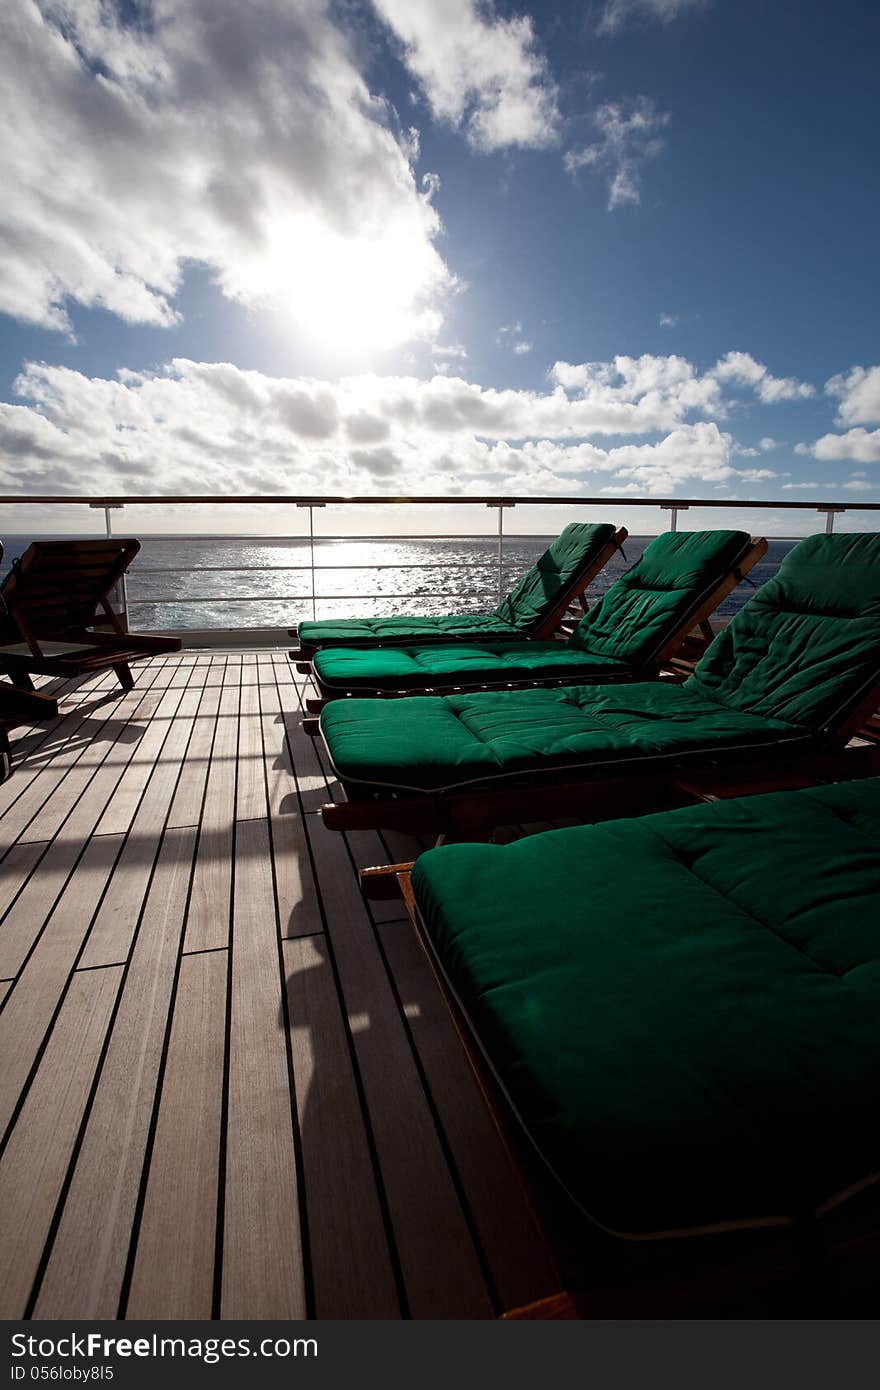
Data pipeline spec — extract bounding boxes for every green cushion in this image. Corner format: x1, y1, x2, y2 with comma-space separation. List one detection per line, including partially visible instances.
320, 531, 880, 793
492, 522, 618, 630
688, 532, 880, 730
313, 528, 751, 691
411, 779, 880, 1235
319, 682, 798, 792
298, 613, 527, 647
569, 529, 750, 664
298, 522, 617, 647
313, 641, 630, 691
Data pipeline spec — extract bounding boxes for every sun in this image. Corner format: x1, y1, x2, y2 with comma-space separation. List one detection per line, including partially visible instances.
251, 215, 446, 356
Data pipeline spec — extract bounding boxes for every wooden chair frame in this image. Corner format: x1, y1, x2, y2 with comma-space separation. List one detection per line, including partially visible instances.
290, 526, 629, 663
0, 539, 181, 693
0, 682, 58, 784
312, 677, 880, 839
302, 537, 768, 711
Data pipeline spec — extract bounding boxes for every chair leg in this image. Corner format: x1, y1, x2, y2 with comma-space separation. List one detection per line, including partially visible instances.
113, 662, 135, 692
4, 669, 36, 692
0, 730, 11, 784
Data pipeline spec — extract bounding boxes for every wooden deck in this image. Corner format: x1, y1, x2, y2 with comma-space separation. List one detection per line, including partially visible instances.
0, 652, 562, 1321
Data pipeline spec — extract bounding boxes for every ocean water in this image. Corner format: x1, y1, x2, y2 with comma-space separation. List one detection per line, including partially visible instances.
0, 534, 796, 632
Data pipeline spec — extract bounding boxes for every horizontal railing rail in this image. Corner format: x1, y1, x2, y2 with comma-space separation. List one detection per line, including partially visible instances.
3, 494, 879, 509
2, 493, 878, 641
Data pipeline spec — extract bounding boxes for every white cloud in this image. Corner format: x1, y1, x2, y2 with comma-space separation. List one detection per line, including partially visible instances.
811, 428, 880, 463
659, 313, 678, 327
371, 0, 560, 152
825, 365, 880, 426
759, 436, 779, 451
564, 98, 670, 209
797, 365, 880, 463
783, 475, 878, 492
497, 322, 533, 355
710, 352, 814, 403
549, 353, 724, 423
431, 343, 468, 358
3, 354, 791, 500
0, 0, 452, 347
598, 0, 707, 36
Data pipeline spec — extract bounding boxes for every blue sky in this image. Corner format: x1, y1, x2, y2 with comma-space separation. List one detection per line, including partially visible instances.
1, 0, 879, 535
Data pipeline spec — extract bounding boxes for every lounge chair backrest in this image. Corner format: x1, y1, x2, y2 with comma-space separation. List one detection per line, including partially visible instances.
687, 532, 880, 733
0, 538, 139, 639
491, 522, 618, 632
568, 529, 752, 665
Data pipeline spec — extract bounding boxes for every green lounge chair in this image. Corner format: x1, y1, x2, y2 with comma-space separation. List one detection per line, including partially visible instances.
0, 539, 181, 694
381, 779, 880, 1310
306, 531, 766, 705
316, 533, 880, 835
291, 522, 627, 659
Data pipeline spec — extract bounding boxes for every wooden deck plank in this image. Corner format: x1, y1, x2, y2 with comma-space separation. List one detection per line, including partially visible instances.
0, 672, 118, 806
0, 653, 559, 1322
79, 681, 205, 968
301, 810, 494, 1318
11, 681, 172, 850
183, 674, 240, 954
0, 669, 164, 845
260, 676, 324, 941
0, 840, 48, 928
0, 966, 123, 1318
235, 680, 265, 822
0, 832, 124, 1142
221, 816, 305, 1319
38, 690, 171, 850
0, 833, 113, 983
165, 683, 222, 829
125, 951, 227, 1319
0, 683, 188, 979
32, 826, 198, 1320
92, 664, 207, 838
277, 682, 341, 811
377, 917, 559, 1313
282, 934, 399, 1318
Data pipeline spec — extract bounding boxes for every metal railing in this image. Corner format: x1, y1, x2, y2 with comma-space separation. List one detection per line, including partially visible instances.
1, 493, 878, 642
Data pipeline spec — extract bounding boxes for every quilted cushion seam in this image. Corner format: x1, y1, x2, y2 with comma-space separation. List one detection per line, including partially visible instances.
646, 824, 846, 978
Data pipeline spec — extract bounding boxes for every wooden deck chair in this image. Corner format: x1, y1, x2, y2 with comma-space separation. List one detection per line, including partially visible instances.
312, 533, 880, 839
304, 531, 767, 710
0, 539, 181, 694
291, 522, 628, 661
0, 681, 59, 783
359, 779, 880, 1315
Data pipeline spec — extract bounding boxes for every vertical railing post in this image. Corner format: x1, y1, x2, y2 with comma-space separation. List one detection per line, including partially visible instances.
660, 502, 689, 532
90, 501, 127, 629
297, 502, 325, 620
487, 502, 515, 606
817, 506, 844, 535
